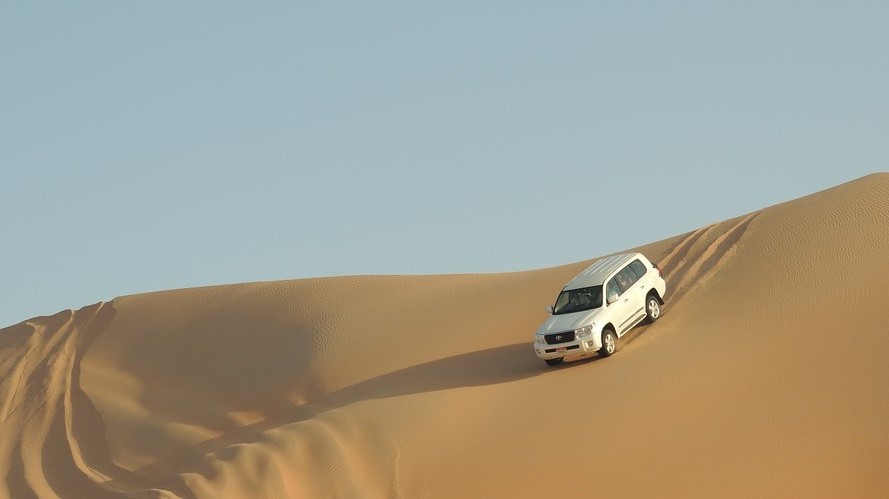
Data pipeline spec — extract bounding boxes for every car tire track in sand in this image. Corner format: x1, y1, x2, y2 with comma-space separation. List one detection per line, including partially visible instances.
617, 213, 759, 352
658, 225, 713, 276
0, 303, 169, 498
659, 212, 760, 307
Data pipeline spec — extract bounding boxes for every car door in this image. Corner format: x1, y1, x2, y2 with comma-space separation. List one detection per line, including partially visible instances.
620, 263, 647, 327
611, 265, 645, 336
606, 273, 635, 337
629, 259, 650, 295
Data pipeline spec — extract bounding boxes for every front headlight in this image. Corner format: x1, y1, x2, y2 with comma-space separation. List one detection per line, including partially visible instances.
575, 324, 593, 338
534, 333, 546, 344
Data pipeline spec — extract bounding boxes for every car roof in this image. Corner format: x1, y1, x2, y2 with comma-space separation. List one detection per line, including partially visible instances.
564, 252, 645, 290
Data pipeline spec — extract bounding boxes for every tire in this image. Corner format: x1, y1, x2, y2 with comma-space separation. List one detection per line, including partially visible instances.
599, 329, 617, 357
645, 293, 662, 323
545, 358, 563, 366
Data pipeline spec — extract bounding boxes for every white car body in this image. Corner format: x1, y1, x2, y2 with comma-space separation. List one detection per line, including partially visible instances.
534, 252, 666, 365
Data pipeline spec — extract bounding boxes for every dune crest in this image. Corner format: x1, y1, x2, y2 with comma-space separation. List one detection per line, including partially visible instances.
2, 173, 888, 498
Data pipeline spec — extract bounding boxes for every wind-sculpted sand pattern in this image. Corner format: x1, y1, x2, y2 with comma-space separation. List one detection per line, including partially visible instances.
2, 174, 888, 498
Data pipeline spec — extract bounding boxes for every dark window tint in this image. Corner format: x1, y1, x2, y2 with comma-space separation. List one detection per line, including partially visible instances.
629, 259, 647, 279
553, 286, 604, 314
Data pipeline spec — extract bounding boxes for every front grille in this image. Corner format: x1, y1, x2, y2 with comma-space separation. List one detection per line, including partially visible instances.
544, 331, 575, 345
545, 345, 580, 353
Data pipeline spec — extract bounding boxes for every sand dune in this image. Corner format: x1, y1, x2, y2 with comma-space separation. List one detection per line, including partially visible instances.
2, 173, 889, 498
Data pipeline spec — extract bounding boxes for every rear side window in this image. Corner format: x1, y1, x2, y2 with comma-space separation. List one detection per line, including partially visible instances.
622, 264, 639, 282
614, 267, 637, 293
629, 259, 647, 279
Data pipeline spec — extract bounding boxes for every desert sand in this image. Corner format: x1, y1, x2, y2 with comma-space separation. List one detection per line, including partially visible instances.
2, 173, 889, 498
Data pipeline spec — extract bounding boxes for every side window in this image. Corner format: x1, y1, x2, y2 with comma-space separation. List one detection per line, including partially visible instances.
615, 267, 635, 292
606, 279, 621, 302
629, 259, 647, 279
623, 265, 639, 283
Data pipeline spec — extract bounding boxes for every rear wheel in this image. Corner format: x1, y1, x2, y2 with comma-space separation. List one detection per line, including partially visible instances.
599, 329, 617, 357
545, 358, 563, 366
645, 293, 661, 323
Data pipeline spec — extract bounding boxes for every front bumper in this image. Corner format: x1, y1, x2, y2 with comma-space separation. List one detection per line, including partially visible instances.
534, 335, 601, 360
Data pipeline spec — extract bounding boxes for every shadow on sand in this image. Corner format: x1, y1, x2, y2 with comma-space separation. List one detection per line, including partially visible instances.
122, 340, 613, 485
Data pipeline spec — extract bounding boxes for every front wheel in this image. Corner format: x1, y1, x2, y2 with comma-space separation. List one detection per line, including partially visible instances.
599, 329, 617, 357
645, 294, 662, 323
544, 358, 563, 366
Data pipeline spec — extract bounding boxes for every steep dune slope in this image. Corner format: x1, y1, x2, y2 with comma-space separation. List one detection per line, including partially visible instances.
2, 174, 888, 498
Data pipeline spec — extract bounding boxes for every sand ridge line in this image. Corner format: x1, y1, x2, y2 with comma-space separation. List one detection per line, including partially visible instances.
3, 174, 889, 498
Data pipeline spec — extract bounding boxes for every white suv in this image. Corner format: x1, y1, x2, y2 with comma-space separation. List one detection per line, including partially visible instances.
534, 252, 666, 366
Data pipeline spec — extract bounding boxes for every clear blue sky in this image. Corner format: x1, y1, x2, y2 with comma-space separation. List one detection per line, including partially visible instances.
2, 2, 886, 327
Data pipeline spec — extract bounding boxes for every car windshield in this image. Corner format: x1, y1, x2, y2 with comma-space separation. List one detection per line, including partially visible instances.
552, 286, 603, 315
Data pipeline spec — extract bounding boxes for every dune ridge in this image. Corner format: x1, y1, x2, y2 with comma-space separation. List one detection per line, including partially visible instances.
2, 173, 888, 497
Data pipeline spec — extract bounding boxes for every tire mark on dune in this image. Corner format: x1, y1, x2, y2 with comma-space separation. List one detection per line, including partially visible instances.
0, 303, 170, 498
2, 351, 40, 497
658, 225, 715, 281
1, 311, 71, 498
2, 317, 65, 405
2, 306, 115, 498
665, 211, 761, 304
659, 227, 708, 270
1, 324, 50, 424
692, 211, 760, 278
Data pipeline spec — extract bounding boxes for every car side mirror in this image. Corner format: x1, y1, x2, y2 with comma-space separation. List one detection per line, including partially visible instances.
546, 304, 554, 314
606, 291, 618, 305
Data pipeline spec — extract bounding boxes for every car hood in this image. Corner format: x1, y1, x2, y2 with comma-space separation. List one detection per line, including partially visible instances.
537, 308, 604, 334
